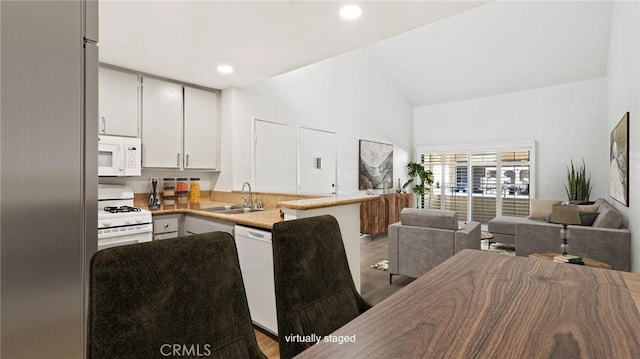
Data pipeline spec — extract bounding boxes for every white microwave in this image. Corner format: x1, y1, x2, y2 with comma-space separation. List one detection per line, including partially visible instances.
98, 135, 142, 177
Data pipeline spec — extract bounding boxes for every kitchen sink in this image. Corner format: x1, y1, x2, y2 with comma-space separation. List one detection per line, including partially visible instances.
200, 205, 242, 213
216, 208, 264, 215
200, 206, 263, 215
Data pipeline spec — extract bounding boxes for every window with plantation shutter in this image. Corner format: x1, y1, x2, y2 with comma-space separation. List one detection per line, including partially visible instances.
471, 152, 497, 222
417, 141, 535, 223
422, 154, 442, 209
443, 153, 468, 219
500, 150, 530, 217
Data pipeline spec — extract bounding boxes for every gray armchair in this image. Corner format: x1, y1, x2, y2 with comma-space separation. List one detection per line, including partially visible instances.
388, 208, 481, 283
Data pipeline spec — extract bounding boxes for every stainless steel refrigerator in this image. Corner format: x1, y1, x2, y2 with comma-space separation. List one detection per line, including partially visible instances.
1, 1, 98, 358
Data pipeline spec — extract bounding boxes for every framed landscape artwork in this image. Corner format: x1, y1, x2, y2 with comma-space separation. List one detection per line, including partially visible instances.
359, 139, 393, 190
609, 112, 629, 206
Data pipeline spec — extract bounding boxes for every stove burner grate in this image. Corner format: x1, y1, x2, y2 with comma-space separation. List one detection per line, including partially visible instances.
103, 205, 141, 214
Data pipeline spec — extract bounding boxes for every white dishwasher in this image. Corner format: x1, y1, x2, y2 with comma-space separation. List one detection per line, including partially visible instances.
234, 225, 277, 335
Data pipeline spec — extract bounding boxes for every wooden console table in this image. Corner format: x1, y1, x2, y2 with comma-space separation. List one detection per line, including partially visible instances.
297, 250, 640, 358
360, 193, 413, 235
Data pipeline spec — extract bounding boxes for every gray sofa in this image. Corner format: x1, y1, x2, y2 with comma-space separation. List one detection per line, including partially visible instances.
388, 208, 480, 281
488, 198, 631, 271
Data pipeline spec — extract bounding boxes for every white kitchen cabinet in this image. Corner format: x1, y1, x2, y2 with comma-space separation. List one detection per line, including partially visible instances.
141, 80, 219, 170
141, 77, 183, 168
183, 215, 234, 236
184, 87, 219, 169
153, 214, 181, 240
99, 67, 139, 137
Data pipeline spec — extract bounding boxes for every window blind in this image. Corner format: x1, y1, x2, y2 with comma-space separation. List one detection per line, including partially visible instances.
418, 146, 533, 222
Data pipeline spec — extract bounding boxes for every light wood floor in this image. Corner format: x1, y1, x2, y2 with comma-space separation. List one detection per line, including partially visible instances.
255, 329, 279, 358
255, 233, 412, 358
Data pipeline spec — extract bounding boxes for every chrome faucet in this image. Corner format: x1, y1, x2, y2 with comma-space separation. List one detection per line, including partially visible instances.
241, 181, 253, 209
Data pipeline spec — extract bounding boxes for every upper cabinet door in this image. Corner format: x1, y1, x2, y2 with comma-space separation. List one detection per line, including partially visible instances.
183, 87, 218, 170
98, 68, 139, 137
141, 78, 183, 168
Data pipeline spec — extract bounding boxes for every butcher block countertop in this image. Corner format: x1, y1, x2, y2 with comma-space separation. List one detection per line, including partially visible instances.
277, 194, 379, 210
140, 192, 380, 230
149, 199, 283, 230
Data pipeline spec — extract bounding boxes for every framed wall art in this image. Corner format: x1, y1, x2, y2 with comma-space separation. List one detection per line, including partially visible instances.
359, 139, 393, 190
609, 112, 629, 206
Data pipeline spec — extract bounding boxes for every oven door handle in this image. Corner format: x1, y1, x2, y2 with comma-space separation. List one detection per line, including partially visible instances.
98, 238, 140, 251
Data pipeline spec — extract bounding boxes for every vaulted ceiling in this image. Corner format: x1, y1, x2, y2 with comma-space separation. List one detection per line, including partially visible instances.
367, 1, 613, 106
100, 1, 613, 107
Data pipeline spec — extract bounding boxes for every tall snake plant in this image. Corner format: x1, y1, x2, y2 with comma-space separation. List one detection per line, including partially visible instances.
565, 159, 592, 202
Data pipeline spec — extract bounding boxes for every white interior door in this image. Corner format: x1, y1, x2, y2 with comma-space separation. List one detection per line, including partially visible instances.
254, 119, 290, 192
298, 127, 336, 194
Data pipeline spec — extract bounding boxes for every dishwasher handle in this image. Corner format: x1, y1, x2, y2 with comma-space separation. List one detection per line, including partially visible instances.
235, 225, 272, 244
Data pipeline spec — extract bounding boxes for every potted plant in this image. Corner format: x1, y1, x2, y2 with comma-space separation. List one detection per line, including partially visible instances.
403, 162, 434, 208
565, 159, 592, 203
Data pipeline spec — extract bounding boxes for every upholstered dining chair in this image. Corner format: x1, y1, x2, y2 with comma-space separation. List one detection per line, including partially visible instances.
272, 215, 371, 359
87, 232, 266, 359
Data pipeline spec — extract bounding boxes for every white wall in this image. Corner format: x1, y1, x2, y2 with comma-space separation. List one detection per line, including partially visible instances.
414, 78, 608, 201
606, 1, 640, 272
99, 169, 219, 194
217, 48, 414, 194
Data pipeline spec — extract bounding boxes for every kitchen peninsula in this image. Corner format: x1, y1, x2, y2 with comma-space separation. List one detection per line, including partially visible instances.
279, 194, 381, 291
140, 190, 379, 291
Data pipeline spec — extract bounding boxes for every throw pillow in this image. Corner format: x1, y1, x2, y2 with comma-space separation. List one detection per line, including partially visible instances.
528, 199, 562, 220
579, 212, 599, 226
592, 208, 623, 229
578, 204, 599, 213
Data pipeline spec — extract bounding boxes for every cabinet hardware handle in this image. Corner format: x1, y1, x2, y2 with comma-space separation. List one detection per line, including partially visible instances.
177, 153, 180, 167
164, 224, 169, 228
186, 154, 190, 167
101, 116, 106, 133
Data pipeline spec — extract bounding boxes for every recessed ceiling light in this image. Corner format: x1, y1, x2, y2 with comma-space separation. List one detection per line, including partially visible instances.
339, 5, 362, 20
217, 64, 234, 74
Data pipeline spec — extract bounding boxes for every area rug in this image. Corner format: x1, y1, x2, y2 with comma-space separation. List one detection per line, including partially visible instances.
481, 231, 494, 240
481, 239, 515, 256
370, 241, 513, 271
370, 259, 388, 271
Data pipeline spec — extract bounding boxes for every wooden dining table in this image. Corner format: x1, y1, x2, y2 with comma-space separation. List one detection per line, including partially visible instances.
296, 249, 640, 358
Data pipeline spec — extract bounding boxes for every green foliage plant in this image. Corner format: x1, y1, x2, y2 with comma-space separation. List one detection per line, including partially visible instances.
565, 159, 592, 202
403, 162, 434, 208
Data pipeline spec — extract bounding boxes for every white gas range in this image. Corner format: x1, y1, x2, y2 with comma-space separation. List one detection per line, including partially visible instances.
98, 185, 152, 251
